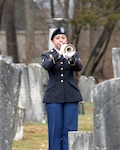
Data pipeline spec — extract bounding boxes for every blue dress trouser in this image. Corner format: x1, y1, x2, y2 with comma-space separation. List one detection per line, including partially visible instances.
46, 102, 78, 150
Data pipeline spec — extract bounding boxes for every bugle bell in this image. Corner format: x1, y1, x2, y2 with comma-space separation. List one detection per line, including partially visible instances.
60, 44, 76, 58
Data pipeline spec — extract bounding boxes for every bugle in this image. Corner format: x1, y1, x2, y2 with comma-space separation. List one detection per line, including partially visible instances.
60, 44, 76, 58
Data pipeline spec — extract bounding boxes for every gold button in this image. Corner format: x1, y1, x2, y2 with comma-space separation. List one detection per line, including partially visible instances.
61, 68, 63, 70
61, 74, 63, 77
61, 80, 64, 83
60, 62, 63, 64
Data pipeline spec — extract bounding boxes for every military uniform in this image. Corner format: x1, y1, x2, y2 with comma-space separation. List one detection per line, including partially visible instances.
42, 27, 83, 150
42, 48, 83, 103
42, 48, 83, 150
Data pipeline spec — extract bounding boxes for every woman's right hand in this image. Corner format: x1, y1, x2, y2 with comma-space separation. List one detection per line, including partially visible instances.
49, 54, 54, 59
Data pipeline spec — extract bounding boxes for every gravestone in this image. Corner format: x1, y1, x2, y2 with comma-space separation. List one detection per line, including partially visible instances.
79, 75, 96, 102
112, 48, 120, 78
17, 64, 30, 110
68, 131, 93, 150
17, 63, 46, 122
0, 55, 13, 63
14, 106, 26, 140
93, 77, 120, 150
27, 63, 45, 122
0, 58, 21, 150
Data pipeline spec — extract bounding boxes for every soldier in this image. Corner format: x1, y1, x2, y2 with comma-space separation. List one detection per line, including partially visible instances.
42, 27, 83, 150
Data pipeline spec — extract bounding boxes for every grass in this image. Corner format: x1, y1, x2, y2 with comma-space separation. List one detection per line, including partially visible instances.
12, 102, 93, 150
78, 102, 93, 131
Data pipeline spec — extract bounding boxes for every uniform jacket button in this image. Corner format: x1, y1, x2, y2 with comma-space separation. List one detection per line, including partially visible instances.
60, 80, 64, 83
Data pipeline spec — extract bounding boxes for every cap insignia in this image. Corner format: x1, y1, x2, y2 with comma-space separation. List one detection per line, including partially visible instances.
60, 27, 65, 33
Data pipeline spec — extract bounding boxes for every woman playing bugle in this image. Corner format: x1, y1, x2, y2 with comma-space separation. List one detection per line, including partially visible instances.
42, 27, 83, 150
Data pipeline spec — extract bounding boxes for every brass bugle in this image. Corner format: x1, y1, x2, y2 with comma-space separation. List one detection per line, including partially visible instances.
60, 44, 76, 58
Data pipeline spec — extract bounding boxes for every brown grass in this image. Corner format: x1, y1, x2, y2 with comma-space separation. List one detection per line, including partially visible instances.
12, 102, 93, 150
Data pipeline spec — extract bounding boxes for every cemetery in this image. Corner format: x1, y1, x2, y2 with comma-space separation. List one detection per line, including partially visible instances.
0, 18, 120, 150
0, 47, 119, 150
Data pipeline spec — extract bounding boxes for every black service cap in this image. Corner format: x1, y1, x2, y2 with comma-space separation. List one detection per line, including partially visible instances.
51, 27, 66, 40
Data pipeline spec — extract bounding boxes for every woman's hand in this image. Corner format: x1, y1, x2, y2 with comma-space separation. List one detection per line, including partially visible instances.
49, 54, 54, 60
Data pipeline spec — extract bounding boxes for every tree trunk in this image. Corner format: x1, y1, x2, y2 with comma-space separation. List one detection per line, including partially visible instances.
64, 0, 69, 18
82, 22, 116, 77
24, 0, 35, 63
91, 30, 112, 74
4, 0, 19, 63
82, 0, 120, 77
71, 0, 81, 83
50, 0, 55, 18
71, 0, 81, 47
0, 0, 6, 28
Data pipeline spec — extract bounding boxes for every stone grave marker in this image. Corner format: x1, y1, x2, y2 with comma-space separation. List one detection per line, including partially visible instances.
0, 58, 21, 149
93, 77, 120, 150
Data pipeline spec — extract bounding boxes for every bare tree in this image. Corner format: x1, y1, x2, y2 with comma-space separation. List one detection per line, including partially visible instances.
50, 0, 55, 18
70, 0, 81, 47
0, 0, 6, 28
82, 22, 116, 76
24, 0, 35, 63
70, 0, 81, 82
64, 0, 69, 18
4, 0, 19, 62
82, 0, 120, 77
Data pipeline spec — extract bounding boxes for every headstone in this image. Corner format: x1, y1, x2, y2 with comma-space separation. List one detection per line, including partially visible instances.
112, 48, 120, 78
27, 63, 45, 122
17, 63, 45, 122
79, 75, 96, 102
0, 55, 13, 63
68, 131, 93, 150
78, 101, 85, 114
0, 58, 21, 150
17, 64, 30, 109
14, 105, 26, 140
93, 77, 120, 150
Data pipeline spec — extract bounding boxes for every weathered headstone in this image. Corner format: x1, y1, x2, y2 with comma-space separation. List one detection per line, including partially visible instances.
17, 64, 30, 109
14, 105, 26, 140
0, 58, 21, 150
79, 101, 85, 114
112, 47, 120, 78
68, 131, 93, 150
79, 75, 96, 102
17, 63, 46, 122
0, 55, 13, 63
27, 63, 45, 122
93, 77, 120, 150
